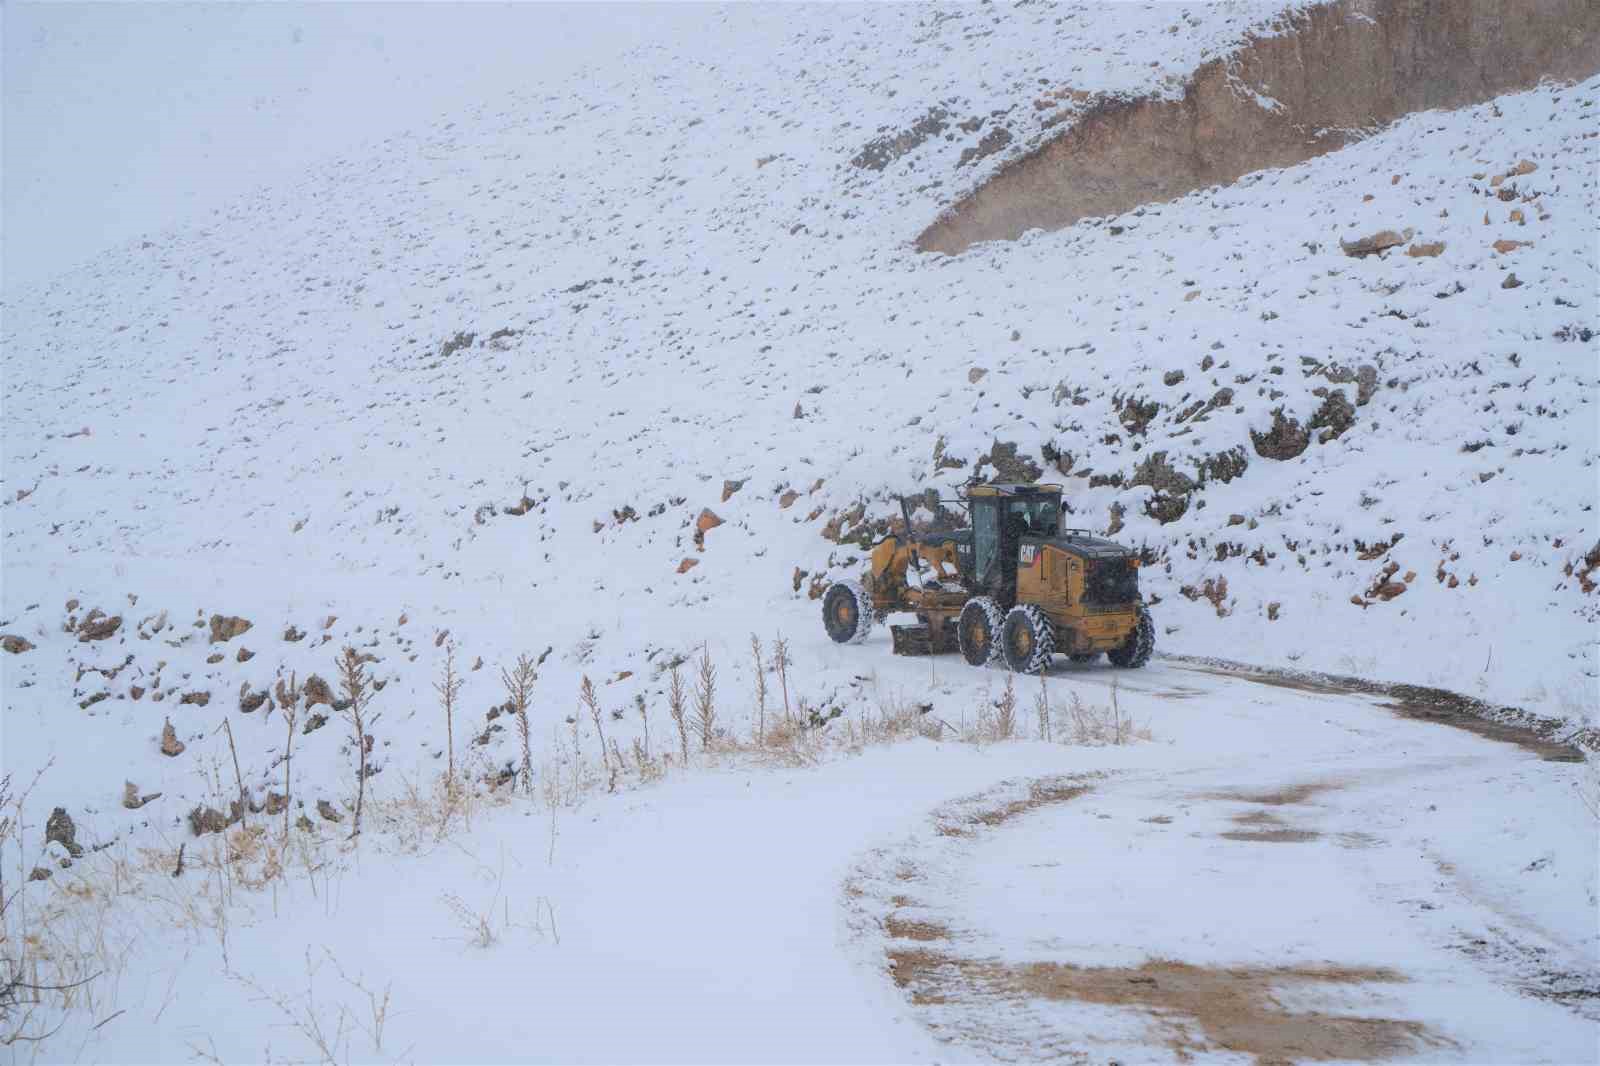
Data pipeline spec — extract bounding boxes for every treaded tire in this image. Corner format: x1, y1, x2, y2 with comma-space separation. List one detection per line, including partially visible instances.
1001, 604, 1056, 675
957, 597, 1004, 667
1107, 604, 1155, 668
822, 581, 874, 645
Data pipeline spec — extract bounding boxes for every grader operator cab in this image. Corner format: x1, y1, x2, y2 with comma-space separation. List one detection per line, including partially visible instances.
821, 483, 1154, 673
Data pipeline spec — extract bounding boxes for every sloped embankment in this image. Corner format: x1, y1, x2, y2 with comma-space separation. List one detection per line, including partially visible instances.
917, 0, 1600, 254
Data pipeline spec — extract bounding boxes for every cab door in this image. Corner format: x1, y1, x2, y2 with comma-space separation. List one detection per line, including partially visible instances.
971, 498, 999, 590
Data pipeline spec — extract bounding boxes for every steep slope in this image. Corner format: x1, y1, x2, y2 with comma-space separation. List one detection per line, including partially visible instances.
2, 0, 1596, 854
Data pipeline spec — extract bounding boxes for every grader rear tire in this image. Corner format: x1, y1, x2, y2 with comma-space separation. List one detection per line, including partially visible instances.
1001, 605, 1056, 675
1107, 604, 1155, 668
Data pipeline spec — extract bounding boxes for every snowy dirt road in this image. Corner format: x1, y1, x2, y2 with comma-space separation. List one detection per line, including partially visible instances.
92, 653, 1596, 1065
839, 658, 1598, 1064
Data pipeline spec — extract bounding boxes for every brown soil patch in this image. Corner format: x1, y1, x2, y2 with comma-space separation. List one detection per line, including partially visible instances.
1221, 828, 1321, 844
884, 915, 951, 942
1207, 782, 1341, 806
932, 776, 1095, 836
918, 0, 1600, 253
890, 952, 1444, 1062
969, 780, 1091, 828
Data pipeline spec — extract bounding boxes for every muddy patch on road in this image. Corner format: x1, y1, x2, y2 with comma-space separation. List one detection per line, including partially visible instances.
1222, 827, 1321, 844
888, 952, 1446, 1062
1166, 655, 1590, 760
1384, 687, 1583, 763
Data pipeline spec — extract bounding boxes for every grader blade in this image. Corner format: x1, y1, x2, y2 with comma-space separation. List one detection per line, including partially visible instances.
891, 624, 933, 656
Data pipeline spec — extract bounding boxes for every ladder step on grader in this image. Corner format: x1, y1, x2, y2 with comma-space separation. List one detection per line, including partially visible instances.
822, 483, 1153, 674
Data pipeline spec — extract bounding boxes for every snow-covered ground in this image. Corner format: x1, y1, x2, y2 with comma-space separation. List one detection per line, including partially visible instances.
2, 1, 1596, 1060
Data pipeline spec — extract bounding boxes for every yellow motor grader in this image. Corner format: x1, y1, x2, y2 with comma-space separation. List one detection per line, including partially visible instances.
822, 483, 1153, 673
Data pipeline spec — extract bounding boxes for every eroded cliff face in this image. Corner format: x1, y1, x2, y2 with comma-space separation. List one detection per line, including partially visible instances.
916, 0, 1600, 255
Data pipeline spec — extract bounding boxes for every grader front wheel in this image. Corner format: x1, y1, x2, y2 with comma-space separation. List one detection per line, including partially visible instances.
958, 597, 1004, 667
822, 581, 875, 645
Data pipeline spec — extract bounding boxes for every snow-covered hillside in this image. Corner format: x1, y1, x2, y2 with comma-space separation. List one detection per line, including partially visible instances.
2, 2, 1596, 1060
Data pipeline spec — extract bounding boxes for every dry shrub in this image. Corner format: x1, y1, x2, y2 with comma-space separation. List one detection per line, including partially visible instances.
1059, 679, 1150, 746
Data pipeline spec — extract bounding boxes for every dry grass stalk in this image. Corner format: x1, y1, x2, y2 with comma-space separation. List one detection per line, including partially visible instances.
668, 661, 690, 763
693, 645, 718, 750
278, 672, 300, 839
335, 647, 379, 838
501, 654, 538, 795
750, 634, 768, 743
1035, 673, 1051, 742
579, 676, 609, 774
772, 635, 792, 726
220, 719, 248, 828
994, 674, 1017, 740
434, 641, 463, 789
635, 694, 651, 763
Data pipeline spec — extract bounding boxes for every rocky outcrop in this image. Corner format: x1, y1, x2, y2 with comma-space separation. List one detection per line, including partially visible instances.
918, 0, 1600, 254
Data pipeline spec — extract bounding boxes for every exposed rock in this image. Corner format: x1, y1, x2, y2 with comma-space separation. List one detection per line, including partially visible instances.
1309, 390, 1356, 443
283, 625, 306, 643
1, 635, 34, 654
851, 106, 949, 171
1196, 447, 1249, 485
1106, 501, 1126, 536
46, 808, 83, 857
677, 557, 700, 574
778, 489, 800, 509
303, 712, 328, 735
1117, 396, 1160, 436
206, 653, 224, 665
1251, 408, 1310, 461
77, 613, 122, 642
123, 781, 161, 810
236, 647, 254, 663
160, 718, 186, 757
932, 435, 967, 471
1163, 369, 1186, 386
439, 331, 476, 358
792, 567, 807, 593
978, 440, 1042, 483
239, 687, 268, 714
29, 867, 51, 882
1406, 240, 1446, 257
1267, 602, 1282, 621
303, 674, 335, 708
1493, 239, 1531, 254
1130, 452, 1196, 496
179, 691, 211, 707
968, 366, 989, 384
720, 479, 746, 503
130, 685, 145, 700
1340, 229, 1409, 258
1501, 273, 1523, 290
265, 791, 289, 816
208, 614, 252, 643
316, 799, 344, 824
696, 509, 724, 534
1355, 364, 1379, 406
